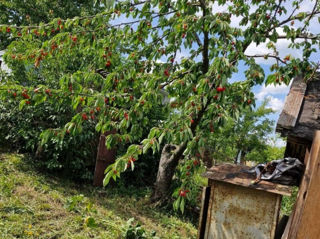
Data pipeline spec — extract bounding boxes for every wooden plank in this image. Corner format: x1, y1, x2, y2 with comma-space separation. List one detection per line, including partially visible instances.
287, 130, 320, 239
93, 130, 117, 186
276, 76, 307, 130
284, 136, 311, 162
203, 164, 292, 196
281, 213, 293, 239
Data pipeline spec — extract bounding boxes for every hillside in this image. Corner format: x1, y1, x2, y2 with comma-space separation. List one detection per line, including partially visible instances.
0, 152, 197, 239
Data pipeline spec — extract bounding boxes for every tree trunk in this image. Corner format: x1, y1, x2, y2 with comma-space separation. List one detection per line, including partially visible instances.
151, 143, 186, 203
240, 151, 247, 165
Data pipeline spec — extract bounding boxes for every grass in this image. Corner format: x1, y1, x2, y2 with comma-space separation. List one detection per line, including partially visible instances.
0, 152, 197, 239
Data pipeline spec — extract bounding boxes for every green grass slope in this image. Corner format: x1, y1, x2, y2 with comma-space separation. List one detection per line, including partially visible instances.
0, 152, 196, 239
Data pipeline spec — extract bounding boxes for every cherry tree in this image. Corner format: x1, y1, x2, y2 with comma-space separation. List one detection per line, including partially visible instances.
0, 0, 319, 208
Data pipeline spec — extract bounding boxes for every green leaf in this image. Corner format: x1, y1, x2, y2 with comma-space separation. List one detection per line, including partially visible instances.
19, 100, 26, 110
180, 197, 185, 214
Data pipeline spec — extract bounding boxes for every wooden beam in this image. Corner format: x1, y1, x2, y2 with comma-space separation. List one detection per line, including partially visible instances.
276, 76, 307, 131
287, 130, 320, 239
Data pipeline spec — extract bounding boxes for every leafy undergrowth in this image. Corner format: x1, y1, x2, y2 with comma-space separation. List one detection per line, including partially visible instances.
0, 152, 197, 239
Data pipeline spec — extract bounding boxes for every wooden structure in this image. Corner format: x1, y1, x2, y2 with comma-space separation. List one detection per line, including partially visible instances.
198, 164, 292, 239
281, 131, 320, 239
93, 130, 116, 186
276, 75, 320, 161
276, 75, 320, 239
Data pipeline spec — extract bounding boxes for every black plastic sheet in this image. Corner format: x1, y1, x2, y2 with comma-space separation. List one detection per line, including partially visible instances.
248, 158, 304, 186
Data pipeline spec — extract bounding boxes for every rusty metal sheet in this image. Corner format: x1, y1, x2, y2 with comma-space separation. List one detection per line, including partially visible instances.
204, 181, 281, 239
203, 164, 292, 196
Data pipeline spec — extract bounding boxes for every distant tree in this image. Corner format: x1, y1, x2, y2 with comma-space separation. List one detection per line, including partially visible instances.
210, 100, 275, 165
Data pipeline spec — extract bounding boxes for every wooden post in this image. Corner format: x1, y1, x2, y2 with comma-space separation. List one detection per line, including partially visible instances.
285, 130, 320, 239
93, 130, 116, 186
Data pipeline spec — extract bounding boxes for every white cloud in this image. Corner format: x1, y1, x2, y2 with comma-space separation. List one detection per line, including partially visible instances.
266, 96, 285, 112
267, 137, 287, 148
256, 83, 290, 100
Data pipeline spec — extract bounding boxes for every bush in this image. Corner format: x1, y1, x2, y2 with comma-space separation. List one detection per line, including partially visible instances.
0, 91, 99, 180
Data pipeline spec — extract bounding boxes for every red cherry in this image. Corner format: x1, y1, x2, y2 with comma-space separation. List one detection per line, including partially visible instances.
193, 87, 197, 93
106, 60, 111, 67
182, 33, 186, 38
58, 19, 62, 25
216, 86, 226, 92
140, 100, 145, 105
12, 92, 17, 97
164, 69, 170, 77
113, 170, 117, 174
22, 92, 30, 99
191, 101, 195, 107
193, 160, 199, 166
183, 23, 188, 30
25, 100, 31, 105
72, 36, 77, 42
66, 129, 70, 134
179, 190, 187, 197
45, 89, 51, 94
186, 172, 190, 176
17, 32, 22, 37
124, 112, 129, 120
90, 109, 94, 115
170, 58, 174, 63
79, 97, 84, 102
6, 27, 11, 33
130, 95, 134, 101
96, 106, 101, 112
187, 165, 191, 169
82, 113, 88, 120
191, 119, 195, 124
247, 99, 252, 104
266, 15, 270, 19
90, 115, 95, 120
104, 97, 109, 104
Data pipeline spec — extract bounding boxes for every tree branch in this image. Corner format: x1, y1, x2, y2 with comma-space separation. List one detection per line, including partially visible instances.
245, 54, 287, 64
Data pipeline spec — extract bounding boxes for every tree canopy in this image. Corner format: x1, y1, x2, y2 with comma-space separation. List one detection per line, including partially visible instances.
0, 0, 319, 202
0, 0, 101, 49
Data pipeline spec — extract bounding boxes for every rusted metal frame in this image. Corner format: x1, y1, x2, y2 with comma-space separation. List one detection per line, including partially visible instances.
197, 187, 211, 239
